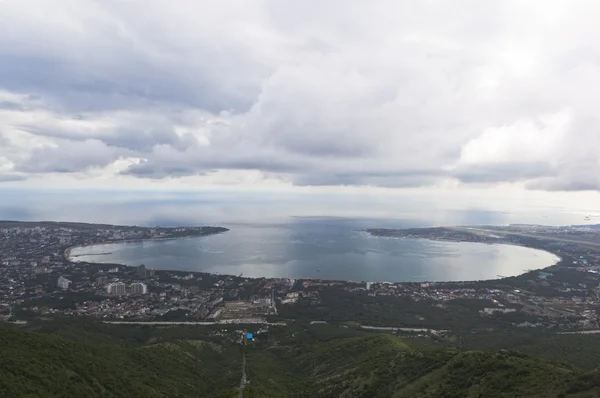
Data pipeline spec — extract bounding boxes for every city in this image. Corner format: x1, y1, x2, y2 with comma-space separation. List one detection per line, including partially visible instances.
2, 221, 600, 334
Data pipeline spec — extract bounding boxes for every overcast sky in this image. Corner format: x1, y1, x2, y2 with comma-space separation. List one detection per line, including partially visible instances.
1, 0, 600, 206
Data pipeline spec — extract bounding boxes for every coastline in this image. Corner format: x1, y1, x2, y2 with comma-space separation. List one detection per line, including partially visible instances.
365, 230, 564, 273
64, 233, 227, 263
65, 227, 563, 283
415, 237, 562, 268
382, 238, 562, 282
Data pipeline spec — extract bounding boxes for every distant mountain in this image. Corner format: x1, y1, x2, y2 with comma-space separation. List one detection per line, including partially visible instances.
2, 323, 600, 397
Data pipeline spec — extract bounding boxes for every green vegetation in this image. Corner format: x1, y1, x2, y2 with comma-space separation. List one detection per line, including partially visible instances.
3, 319, 600, 397
456, 330, 600, 370
244, 333, 600, 397
0, 324, 241, 397
277, 287, 534, 330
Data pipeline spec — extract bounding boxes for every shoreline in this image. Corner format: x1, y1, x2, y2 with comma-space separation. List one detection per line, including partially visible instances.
409, 236, 562, 270
364, 228, 565, 269
64, 233, 226, 263
65, 228, 563, 284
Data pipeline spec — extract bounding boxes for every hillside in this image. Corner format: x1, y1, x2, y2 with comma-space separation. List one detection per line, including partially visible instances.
245, 334, 600, 397
0, 325, 241, 397
457, 330, 600, 371
3, 323, 600, 397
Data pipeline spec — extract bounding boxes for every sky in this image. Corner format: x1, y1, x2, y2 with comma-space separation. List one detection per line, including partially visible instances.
1, 0, 600, 210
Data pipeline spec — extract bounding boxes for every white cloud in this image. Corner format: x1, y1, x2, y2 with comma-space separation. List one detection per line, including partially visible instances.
0, 0, 600, 192
458, 110, 570, 165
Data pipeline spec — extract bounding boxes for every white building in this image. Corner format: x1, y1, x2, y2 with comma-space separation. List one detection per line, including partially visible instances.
57, 276, 71, 290
130, 282, 147, 295
366, 281, 372, 290
106, 282, 126, 295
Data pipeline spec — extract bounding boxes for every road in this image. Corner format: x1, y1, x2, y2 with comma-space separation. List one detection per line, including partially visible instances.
104, 321, 216, 326
103, 320, 287, 326
238, 350, 246, 398
360, 325, 448, 333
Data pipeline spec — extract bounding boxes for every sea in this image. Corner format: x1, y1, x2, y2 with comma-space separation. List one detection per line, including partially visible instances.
4, 188, 597, 282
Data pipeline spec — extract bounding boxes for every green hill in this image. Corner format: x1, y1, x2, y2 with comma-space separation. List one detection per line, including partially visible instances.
0, 325, 241, 397
457, 330, 600, 371
244, 334, 600, 397
3, 323, 600, 397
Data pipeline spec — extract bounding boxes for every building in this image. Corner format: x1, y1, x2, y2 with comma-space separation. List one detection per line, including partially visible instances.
136, 264, 146, 278
130, 282, 147, 295
136, 264, 155, 278
366, 281, 372, 290
95, 275, 108, 287
106, 282, 126, 295
57, 276, 71, 290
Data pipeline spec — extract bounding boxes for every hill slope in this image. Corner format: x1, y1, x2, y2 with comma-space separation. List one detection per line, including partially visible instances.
245, 334, 600, 397
3, 324, 600, 397
0, 326, 240, 397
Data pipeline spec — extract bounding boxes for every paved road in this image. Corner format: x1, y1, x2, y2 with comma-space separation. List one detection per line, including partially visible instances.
238, 351, 246, 398
104, 321, 216, 325
360, 325, 448, 333
560, 330, 600, 335
103, 320, 287, 326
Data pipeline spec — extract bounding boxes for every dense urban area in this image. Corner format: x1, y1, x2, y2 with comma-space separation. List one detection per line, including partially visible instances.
1, 220, 600, 333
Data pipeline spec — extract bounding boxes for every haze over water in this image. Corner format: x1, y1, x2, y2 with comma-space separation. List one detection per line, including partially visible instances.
4, 189, 594, 282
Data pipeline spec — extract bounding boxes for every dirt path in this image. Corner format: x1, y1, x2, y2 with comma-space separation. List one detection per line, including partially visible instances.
238, 351, 246, 398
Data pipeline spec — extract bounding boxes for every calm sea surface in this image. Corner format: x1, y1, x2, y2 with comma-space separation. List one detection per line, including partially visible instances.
70, 219, 560, 282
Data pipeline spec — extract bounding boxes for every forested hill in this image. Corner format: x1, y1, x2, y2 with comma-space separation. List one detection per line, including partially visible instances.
0, 325, 241, 397
245, 334, 600, 397
3, 323, 600, 397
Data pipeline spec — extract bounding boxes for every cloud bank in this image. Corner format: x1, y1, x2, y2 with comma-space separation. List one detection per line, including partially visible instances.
1, 0, 600, 191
